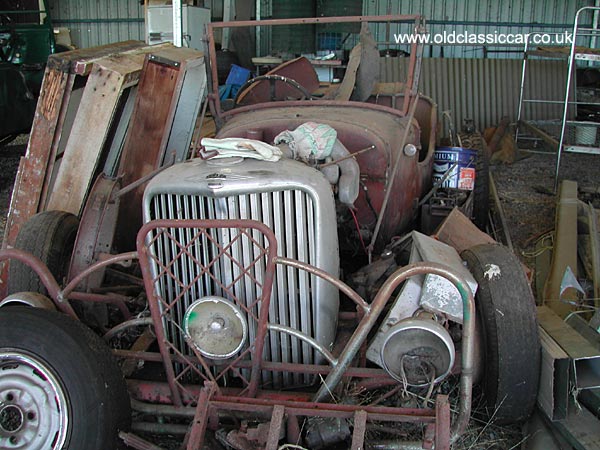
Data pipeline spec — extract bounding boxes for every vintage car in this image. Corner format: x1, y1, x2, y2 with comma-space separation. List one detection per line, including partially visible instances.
0, 15, 538, 450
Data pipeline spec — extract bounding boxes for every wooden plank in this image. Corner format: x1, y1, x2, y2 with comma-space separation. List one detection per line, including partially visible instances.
265, 405, 285, 450
350, 410, 368, 450
38, 72, 78, 210
0, 67, 69, 295
46, 64, 129, 215
544, 180, 579, 318
555, 400, 600, 450
519, 119, 560, 148
538, 326, 570, 421
47, 40, 146, 75
538, 306, 600, 360
1, 67, 68, 250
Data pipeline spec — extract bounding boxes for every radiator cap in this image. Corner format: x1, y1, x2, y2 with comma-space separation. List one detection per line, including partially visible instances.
183, 296, 247, 360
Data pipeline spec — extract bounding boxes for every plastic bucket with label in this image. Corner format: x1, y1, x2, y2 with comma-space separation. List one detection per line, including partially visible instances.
433, 147, 477, 191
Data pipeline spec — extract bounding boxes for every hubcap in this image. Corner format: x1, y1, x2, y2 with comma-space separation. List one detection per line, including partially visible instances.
0, 352, 69, 449
0, 404, 24, 433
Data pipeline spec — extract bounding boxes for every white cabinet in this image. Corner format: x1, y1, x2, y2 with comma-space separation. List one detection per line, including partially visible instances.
146, 5, 211, 51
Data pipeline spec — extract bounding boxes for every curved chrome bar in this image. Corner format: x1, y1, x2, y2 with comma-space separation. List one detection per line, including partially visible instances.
274, 257, 370, 313
267, 323, 338, 365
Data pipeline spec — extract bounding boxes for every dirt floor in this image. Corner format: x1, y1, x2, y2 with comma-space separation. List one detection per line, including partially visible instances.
492, 150, 600, 255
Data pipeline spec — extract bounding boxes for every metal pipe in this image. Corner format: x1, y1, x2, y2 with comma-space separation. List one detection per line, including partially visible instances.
131, 422, 189, 435
0, 248, 76, 318
268, 324, 337, 365
208, 15, 424, 29
67, 291, 131, 319
61, 251, 138, 298
312, 262, 476, 442
131, 399, 198, 418
118, 432, 165, 450
554, 8, 600, 190
366, 441, 425, 450
317, 145, 376, 169
275, 257, 369, 312
104, 317, 154, 341
368, 93, 420, 258
136, 230, 183, 407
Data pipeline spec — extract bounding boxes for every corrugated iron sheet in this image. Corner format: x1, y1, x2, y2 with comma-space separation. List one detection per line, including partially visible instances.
48, 0, 144, 48
364, 0, 596, 58
380, 57, 568, 132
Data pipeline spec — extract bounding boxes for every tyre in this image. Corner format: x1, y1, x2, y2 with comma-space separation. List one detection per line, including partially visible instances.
461, 244, 540, 424
458, 131, 490, 229
8, 210, 79, 295
0, 306, 130, 449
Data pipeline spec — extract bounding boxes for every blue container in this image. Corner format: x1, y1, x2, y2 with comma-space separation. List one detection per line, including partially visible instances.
225, 64, 251, 86
433, 147, 477, 191
318, 33, 342, 51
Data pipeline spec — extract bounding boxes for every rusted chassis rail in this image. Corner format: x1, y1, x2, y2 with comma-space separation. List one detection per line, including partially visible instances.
0, 218, 475, 448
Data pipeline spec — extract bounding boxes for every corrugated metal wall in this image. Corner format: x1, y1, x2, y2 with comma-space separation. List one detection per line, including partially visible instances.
364, 0, 596, 58
48, 0, 144, 48
47, 1, 226, 48
380, 57, 568, 131
48, 1, 598, 51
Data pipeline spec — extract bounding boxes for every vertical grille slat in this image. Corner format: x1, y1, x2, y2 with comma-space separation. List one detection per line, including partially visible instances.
149, 188, 321, 387
295, 190, 311, 385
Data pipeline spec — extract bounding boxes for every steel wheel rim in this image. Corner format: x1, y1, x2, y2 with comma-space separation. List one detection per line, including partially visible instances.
0, 351, 69, 449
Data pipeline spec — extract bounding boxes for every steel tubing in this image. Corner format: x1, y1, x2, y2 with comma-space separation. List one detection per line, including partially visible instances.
312, 262, 476, 442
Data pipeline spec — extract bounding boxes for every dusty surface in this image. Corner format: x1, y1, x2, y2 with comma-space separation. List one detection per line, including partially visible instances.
491, 150, 600, 268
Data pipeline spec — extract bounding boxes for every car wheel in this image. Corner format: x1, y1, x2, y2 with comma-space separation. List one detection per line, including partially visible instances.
461, 244, 540, 424
0, 307, 130, 449
8, 211, 79, 295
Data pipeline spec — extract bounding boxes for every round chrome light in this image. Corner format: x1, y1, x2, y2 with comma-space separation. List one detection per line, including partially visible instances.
183, 296, 247, 360
380, 317, 455, 387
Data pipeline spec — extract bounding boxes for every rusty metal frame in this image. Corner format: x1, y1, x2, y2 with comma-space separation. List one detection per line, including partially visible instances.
127, 380, 450, 450
0, 217, 474, 448
136, 219, 278, 405
0, 248, 137, 319
205, 15, 424, 123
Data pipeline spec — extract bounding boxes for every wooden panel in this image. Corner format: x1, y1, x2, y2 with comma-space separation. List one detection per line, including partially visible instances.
112, 47, 205, 251
46, 65, 128, 215
45, 45, 175, 215
538, 327, 570, 421
2, 67, 69, 250
543, 180, 579, 318
114, 57, 182, 250
538, 306, 599, 361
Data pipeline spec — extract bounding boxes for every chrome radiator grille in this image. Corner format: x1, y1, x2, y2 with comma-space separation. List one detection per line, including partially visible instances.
143, 158, 340, 388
